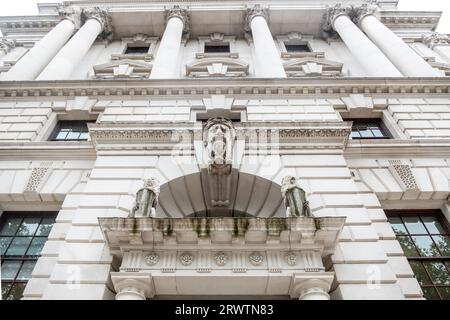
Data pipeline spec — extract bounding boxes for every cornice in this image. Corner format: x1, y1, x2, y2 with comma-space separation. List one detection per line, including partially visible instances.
0, 142, 96, 159
344, 139, 450, 158
1, 78, 450, 99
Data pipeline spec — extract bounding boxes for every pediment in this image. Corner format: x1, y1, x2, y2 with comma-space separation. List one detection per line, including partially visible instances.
283, 57, 343, 77
186, 57, 249, 77
93, 59, 152, 79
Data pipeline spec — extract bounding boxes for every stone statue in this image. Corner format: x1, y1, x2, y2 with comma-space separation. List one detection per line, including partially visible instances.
281, 176, 312, 217
129, 178, 160, 218
203, 117, 235, 175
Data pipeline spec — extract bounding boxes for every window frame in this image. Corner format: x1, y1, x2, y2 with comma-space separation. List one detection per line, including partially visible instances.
345, 118, 392, 140
204, 42, 231, 54
124, 45, 151, 55
49, 120, 93, 142
386, 210, 450, 300
284, 43, 311, 53
1, 212, 57, 300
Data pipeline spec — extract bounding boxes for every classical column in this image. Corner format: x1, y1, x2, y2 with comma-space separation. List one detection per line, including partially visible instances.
3, 7, 81, 81
323, 5, 401, 77
358, 6, 441, 77
423, 33, 450, 65
37, 8, 112, 81
245, 5, 286, 78
290, 273, 334, 300
111, 274, 154, 300
150, 6, 189, 79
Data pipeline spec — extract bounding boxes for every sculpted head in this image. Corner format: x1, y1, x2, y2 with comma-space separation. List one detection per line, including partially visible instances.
281, 176, 299, 197
143, 177, 160, 195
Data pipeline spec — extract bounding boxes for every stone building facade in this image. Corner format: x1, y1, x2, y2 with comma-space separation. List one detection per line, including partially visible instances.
0, 0, 450, 300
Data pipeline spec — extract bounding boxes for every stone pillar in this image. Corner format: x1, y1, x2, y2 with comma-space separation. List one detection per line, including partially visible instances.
358, 7, 441, 77
245, 5, 286, 78
3, 8, 81, 80
324, 5, 401, 77
150, 6, 189, 79
111, 274, 154, 300
290, 273, 334, 300
37, 8, 112, 81
423, 33, 450, 65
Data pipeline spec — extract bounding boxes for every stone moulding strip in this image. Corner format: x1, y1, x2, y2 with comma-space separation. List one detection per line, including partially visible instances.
1, 78, 450, 98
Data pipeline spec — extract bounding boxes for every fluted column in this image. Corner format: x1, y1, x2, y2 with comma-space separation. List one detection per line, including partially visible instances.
245, 5, 286, 78
3, 7, 81, 80
290, 273, 334, 301
358, 7, 441, 77
150, 6, 189, 79
324, 5, 401, 77
111, 274, 154, 300
37, 8, 112, 81
423, 33, 450, 65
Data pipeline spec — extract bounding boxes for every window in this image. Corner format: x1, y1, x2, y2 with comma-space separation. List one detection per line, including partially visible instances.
284, 43, 310, 53
204, 43, 230, 53
124, 45, 150, 55
346, 119, 391, 139
50, 121, 93, 141
1, 212, 56, 300
387, 210, 450, 300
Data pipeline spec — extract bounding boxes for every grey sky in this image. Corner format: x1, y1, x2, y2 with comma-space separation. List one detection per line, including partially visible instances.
0, 0, 449, 32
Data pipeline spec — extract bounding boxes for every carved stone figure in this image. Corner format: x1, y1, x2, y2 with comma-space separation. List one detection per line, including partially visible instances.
130, 178, 160, 218
281, 176, 312, 217
203, 117, 235, 175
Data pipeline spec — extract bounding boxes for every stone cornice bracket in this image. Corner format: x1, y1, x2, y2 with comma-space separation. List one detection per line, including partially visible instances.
165, 5, 190, 33
244, 4, 269, 32
423, 33, 450, 48
321, 4, 350, 35
0, 37, 16, 54
58, 5, 82, 30
82, 7, 113, 41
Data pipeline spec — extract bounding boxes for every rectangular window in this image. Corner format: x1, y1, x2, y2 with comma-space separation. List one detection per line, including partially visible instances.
49, 121, 93, 141
284, 43, 310, 53
1, 212, 56, 300
204, 43, 230, 53
386, 210, 450, 300
124, 45, 150, 55
345, 118, 391, 139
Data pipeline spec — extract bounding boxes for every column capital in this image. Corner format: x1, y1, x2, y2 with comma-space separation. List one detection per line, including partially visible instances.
322, 4, 351, 35
82, 7, 113, 41
58, 6, 82, 29
0, 38, 15, 55
244, 5, 269, 31
165, 5, 190, 33
353, 3, 379, 26
289, 272, 334, 300
423, 33, 450, 48
111, 273, 155, 300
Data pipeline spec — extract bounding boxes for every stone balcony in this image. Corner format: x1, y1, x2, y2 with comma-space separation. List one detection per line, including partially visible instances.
99, 216, 345, 299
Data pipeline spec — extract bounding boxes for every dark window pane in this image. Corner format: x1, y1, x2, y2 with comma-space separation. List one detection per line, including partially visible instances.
7, 282, 26, 300
423, 261, 450, 285
204, 43, 230, 53
397, 235, 419, 256
16, 218, 40, 236
6, 237, 32, 255
409, 261, 432, 285
125, 46, 149, 54
404, 216, 428, 234
36, 217, 55, 236
0, 218, 22, 235
422, 216, 446, 234
285, 44, 310, 52
388, 217, 407, 235
437, 287, 450, 300
1, 282, 12, 299
412, 236, 441, 257
51, 121, 91, 141
422, 287, 440, 300
0, 237, 12, 255
26, 237, 47, 256
432, 235, 450, 256
17, 261, 36, 280
1, 261, 22, 280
